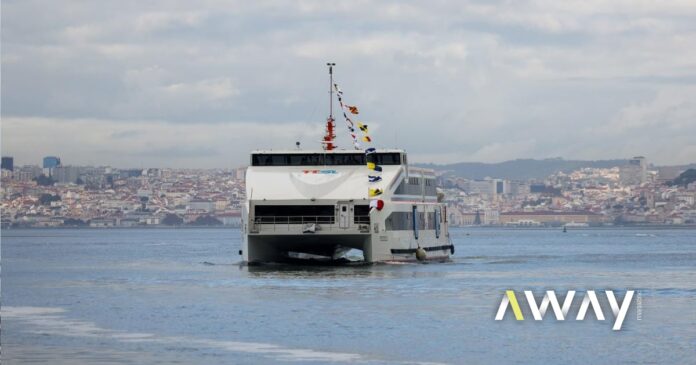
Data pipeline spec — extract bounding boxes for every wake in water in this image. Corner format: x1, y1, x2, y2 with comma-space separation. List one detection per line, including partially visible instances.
2, 306, 446, 364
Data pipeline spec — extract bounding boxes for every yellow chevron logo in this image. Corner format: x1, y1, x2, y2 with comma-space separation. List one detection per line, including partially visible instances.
505, 290, 524, 320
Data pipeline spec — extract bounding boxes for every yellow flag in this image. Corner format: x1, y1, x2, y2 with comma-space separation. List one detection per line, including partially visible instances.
369, 188, 383, 197
357, 122, 369, 133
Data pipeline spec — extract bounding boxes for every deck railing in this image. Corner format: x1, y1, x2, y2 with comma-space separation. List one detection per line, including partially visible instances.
353, 215, 370, 224
252, 215, 371, 232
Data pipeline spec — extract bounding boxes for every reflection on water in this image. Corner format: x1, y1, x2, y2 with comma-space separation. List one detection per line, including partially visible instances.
2, 228, 696, 364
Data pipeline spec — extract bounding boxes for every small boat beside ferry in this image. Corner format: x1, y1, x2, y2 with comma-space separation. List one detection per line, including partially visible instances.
240, 65, 452, 264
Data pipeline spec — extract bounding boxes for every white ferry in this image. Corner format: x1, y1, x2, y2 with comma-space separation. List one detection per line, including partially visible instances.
240, 66, 453, 264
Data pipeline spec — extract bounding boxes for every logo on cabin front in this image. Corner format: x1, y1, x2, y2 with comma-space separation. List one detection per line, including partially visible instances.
495, 290, 639, 331
302, 169, 337, 174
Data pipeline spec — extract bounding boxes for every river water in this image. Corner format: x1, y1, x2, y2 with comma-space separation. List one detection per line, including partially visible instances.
2, 228, 695, 364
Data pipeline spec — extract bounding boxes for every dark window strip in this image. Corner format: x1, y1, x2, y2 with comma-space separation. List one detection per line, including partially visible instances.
390, 245, 453, 254
251, 153, 402, 166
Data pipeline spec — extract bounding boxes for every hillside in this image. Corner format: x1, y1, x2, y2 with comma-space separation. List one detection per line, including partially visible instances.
667, 169, 696, 187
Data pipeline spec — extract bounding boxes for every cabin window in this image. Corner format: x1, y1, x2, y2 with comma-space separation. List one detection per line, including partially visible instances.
394, 177, 437, 196
251, 154, 290, 166
354, 205, 370, 224
375, 153, 401, 165
395, 178, 422, 195
426, 212, 436, 229
424, 179, 437, 196
288, 154, 324, 165
385, 212, 410, 231
385, 211, 431, 231
254, 205, 335, 224
325, 154, 365, 165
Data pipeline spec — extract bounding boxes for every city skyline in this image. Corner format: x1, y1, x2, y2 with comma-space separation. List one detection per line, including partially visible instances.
1, 153, 694, 171
3, 151, 695, 229
3, 1, 696, 167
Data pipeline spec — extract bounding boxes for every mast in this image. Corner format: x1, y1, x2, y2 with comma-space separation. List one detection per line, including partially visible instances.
322, 62, 336, 150
328, 62, 334, 120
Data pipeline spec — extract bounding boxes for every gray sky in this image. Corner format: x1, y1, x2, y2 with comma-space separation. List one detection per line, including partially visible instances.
2, 0, 696, 168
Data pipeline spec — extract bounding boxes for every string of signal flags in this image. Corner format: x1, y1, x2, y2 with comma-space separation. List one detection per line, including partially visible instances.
332, 81, 384, 212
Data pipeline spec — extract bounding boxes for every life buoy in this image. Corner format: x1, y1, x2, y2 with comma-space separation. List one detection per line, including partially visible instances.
416, 247, 427, 261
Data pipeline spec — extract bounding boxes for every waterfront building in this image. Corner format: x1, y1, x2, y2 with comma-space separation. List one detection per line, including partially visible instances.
2, 156, 14, 171
466, 179, 497, 198
188, 199, 214, 212
499, 211, 605, 226
217, 211, 242, 227
484, 209, 500, 224
43, 156, 62, 176
235, 167, 246, 181
53, 166, 82, 184
620, 156, 647, 186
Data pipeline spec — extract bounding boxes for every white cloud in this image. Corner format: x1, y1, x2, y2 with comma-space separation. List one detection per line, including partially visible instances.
134, 11, 206, 33
1, 117, 323, 168
2, 0, 696, 166
605, 86, 696, 133
163, 78, 239, 101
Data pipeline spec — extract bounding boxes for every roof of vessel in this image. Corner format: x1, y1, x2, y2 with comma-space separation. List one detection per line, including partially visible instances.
251, 148, 406, 154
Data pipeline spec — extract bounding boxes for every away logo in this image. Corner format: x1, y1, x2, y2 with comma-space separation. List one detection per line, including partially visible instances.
495, 290, 636, 331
